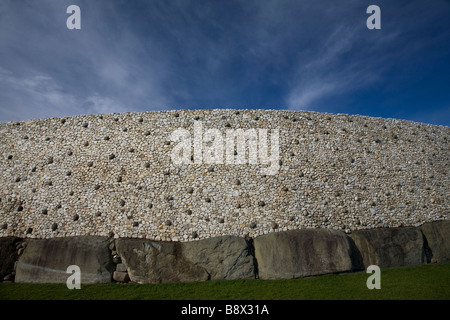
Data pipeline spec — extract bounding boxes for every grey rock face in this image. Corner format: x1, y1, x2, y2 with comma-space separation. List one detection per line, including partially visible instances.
15, 236, 114, 284
113, 271, 130, 283
350, 227, 424, 268
420, 220, 450, 263
115, 235, 254, 284
182, 235, 255, 280
115, 263, 127, 272
3, 221, 450, 284
253, 229, 357, 279
115, 238, 209, 284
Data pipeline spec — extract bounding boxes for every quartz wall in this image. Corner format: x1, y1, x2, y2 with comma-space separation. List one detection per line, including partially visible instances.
0, 109, 448, 241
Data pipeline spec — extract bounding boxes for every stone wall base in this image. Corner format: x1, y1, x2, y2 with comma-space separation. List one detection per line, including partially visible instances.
1, 220, 448, 284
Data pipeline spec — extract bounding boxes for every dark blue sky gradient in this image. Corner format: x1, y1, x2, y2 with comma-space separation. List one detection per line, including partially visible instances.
0, 0, 449, 125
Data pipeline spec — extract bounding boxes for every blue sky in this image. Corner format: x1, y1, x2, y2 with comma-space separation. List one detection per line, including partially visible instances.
0, 0, 449, 126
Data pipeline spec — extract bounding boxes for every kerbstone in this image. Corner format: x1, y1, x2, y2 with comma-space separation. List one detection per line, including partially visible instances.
253, 229, 357, 279
115, 235, 254, 284
15, 236, 114, 284
182, 235, 255, 280
350, 227, 424, 268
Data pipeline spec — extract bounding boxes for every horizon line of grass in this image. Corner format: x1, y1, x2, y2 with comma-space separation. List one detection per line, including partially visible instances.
1, 262, 449, 300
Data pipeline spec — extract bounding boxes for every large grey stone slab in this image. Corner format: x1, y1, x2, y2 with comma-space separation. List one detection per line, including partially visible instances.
115, 235, 254, 284
420, 220, 450, 263
15, 236, 114, 284
350, 227, 424, 268
182, 235, 255, 280
253, 229, 357, 280
115, 238, 209, 284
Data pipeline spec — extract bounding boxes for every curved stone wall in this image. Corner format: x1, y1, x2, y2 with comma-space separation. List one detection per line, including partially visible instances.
0, 109, 448, 241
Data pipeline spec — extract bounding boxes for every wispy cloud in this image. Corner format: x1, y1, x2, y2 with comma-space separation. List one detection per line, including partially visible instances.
0, 0, 449, 125
0, 66, 129, 120
286, 25, 382, 111
0, 0, 173, 121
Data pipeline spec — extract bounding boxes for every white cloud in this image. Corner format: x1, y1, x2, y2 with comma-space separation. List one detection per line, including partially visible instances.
0, 0, 174, 123
83, 95, 128, 115
0, 67, 132, 121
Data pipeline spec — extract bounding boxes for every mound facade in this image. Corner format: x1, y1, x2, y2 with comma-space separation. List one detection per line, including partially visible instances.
0, 109, 448, 241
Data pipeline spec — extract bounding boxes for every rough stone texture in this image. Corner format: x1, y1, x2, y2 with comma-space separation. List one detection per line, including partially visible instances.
4, 221, 450, 284
115, 238, 209, 284
350, 227, 425, 268
15, 236, 114, 284
115, 235, 254, 283
253, 229, 357, 279
116, 263, 127, 272
420, 220, 450, 263
0, 110, 448, 242
182, 235, 255, 280
0, 237, 21, 280
113, 271, 130, 283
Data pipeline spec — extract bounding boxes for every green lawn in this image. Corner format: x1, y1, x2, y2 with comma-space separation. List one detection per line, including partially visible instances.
1, 263, 449, 300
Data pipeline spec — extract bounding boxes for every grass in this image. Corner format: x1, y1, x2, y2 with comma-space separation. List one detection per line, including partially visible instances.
1, 263, 449, 300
